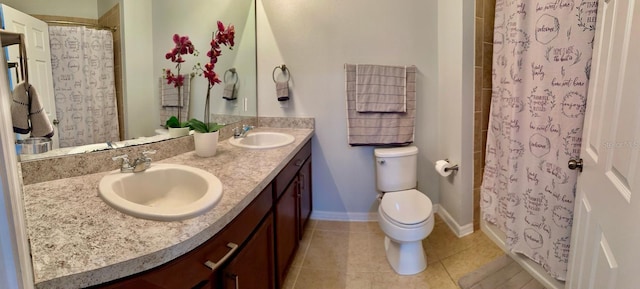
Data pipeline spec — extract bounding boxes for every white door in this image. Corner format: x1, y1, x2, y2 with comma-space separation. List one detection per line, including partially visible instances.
2, 4, 59, 148
566, 0, 640, 288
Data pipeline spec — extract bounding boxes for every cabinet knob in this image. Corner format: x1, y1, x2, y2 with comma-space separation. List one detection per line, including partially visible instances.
203, 242, 239, 271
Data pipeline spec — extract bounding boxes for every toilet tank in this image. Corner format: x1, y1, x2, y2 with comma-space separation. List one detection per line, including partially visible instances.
374, 146, 418, 192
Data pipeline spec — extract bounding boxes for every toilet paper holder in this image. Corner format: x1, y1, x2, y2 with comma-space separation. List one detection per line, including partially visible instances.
443, 159, 459, 172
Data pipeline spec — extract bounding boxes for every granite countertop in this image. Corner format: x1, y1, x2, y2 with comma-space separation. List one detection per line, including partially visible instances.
22, 128, 314, 289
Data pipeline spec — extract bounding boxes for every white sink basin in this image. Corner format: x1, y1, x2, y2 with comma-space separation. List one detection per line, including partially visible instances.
228, 132, 295, 149
98, 164, 222, 221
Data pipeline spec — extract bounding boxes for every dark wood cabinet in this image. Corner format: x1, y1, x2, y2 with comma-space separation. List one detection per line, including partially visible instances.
298, 158, 312, 240
222, 214, 275, 289
273, 141, 312, 288
275, 178, 299, 288
92, 139, 312, 289
94, 184, 273, 289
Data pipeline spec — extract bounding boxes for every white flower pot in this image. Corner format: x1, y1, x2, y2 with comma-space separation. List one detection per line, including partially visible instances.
168, 127, 190, 138
194, 131, 219, 157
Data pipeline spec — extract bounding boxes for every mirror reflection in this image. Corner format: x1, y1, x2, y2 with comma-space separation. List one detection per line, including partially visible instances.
1, 0, 257, 161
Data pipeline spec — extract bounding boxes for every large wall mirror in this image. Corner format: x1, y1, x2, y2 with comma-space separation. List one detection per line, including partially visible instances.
1, 0, 257, 161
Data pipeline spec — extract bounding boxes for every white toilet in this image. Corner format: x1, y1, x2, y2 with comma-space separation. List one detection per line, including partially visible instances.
374, 146, 434, 275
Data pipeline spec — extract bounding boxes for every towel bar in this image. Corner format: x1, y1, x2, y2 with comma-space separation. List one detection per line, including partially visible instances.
224, 68, 238, 85
272, 64, 290, 83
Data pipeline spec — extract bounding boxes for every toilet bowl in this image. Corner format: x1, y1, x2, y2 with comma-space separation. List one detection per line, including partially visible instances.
374, 146, 434, 275
377, 189, 434, 275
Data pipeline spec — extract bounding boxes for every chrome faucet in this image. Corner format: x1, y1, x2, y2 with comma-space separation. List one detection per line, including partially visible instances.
233, 124, 254, 138
112, 150, 157, 173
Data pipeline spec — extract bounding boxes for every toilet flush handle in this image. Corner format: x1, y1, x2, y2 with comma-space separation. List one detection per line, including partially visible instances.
378, 160, 386, 165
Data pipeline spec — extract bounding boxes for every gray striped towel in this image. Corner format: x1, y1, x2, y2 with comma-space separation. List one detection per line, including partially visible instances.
356, 64, 406, 112
160, 75, 190, 107
276, 81, 289, 101
159, 76, 191, 124
345, 64, 416, 146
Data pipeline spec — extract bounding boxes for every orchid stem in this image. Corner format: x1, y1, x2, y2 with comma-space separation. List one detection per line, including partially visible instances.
204, 84, 211, 131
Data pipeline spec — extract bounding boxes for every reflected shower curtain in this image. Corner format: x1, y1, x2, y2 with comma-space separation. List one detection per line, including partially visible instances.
481, 0, 598, 281
49, 26, 119, 148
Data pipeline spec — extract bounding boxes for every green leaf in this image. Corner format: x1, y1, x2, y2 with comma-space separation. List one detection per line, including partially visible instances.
207, 123, 225, 132
187, 118, 207, 132
165, 116, 189, 128
188, 118, 225, 133
165, 116, 181, 128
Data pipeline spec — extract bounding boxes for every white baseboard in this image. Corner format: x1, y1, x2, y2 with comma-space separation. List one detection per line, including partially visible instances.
437, 206, 474, 237
310, 210, 377, 222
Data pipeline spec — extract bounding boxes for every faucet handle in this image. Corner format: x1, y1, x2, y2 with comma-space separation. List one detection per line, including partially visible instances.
112, 154, 133, 172
112, 154, 129, 162
142, 150, 157, 158
233, 127, 243, 137
242, 124, 254, 131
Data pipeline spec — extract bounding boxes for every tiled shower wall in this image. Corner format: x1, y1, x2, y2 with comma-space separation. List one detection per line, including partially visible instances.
98, 4, 123, 141
474, 0, 495, 231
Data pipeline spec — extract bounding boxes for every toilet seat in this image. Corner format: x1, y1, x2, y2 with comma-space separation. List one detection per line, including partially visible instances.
380, 189, 433, 227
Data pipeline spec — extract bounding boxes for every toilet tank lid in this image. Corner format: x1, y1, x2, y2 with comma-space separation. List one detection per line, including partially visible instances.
374, 146, 418, 158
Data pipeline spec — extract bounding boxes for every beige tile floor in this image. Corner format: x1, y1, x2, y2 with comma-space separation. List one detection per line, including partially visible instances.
282, 215, 506, 289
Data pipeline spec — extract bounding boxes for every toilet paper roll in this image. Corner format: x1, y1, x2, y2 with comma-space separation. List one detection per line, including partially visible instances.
435, 160, 453, 177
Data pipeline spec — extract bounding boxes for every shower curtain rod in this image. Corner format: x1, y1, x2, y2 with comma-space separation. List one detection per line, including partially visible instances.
44, 20, 117, 32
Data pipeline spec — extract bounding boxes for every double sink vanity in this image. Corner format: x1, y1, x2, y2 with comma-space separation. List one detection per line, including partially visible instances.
21, 124, 314, 289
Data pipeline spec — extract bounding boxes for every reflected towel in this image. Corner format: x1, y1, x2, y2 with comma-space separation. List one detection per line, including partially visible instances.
222, 83, 236, 100
11, 82, 54, 137
28, 84, 54, 138
276, 81, 289, 101
159, 76, 191, 124
345, 64, 416, 146
160, 75, 190, 107
355, 64, 406, 112
11, 82, 30, 134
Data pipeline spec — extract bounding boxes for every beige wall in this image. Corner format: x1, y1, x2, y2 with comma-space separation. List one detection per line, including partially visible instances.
120, 0, 154, 139
0, 0, 98, 19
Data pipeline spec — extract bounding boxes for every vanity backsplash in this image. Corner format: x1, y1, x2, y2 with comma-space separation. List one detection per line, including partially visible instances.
19, 117, 314, 185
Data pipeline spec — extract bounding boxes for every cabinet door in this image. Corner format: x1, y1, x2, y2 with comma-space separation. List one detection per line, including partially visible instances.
93, 185, 274, 289
298, 159, 312, 240
275, 179, 299, 288
222, 215, 275, 289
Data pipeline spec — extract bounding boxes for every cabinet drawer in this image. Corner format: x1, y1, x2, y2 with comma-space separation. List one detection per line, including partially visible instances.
274, 141, 311, 199
94, 184, 273, 289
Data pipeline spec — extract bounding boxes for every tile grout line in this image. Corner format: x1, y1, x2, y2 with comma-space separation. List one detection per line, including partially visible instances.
439, 254, 462, 288
289, 227, 316, 289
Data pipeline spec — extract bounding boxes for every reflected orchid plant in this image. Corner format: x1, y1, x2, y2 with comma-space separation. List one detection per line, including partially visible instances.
163, 34, 197, 127
163, 21, 235, 132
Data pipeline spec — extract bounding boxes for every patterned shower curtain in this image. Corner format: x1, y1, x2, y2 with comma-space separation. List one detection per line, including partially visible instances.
49, 26, 119, 148
481, 0, 598, 281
